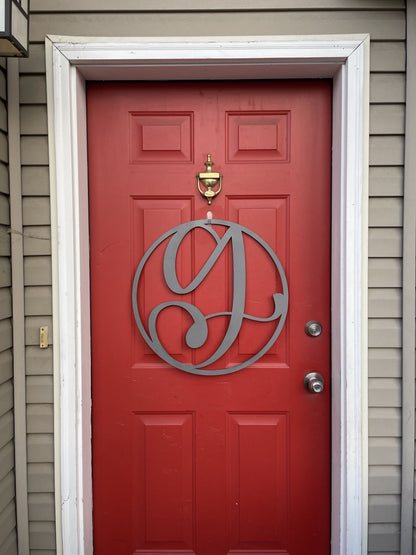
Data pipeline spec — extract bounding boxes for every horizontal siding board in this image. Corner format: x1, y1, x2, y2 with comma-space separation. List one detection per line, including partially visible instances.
19, 44, 46, 74
29, 11, 406, 42
27, 434, 54, 463
368, 289, 401, 318
28, 493, 55, 521
370, 41, 406, 72
0, 225, 11, 257
30, 0, 406, 10
0, 257, 11, 288
26, 376, 53, 404
0, 349, 12, 384
368, 348, 401, 378
0, 193, 10, 225
22, 198, 50, 226
0, 381, 13, 417
369, 166, 403, 197
0, 319, 12, 352
0, 529, 17, 555
369, 408, 401, 436
29, 522, 56, 550
368, 228, 402, 257
0, 411, 13, 450
0, 526, 17, 555
25, 286, 52, 316
28, 463, 54, 492
20, 75, 46, 104
0, 442, 13, 482
0, 71, 6, 102
0, 288, 11, 320
370, 105, 405, 135
20, 105, 48, 135
369, 495, 400, 524
27, 404, 53, 434
0, 131, 8, 164
368, 319, 401, 348
24, 256, 52, 286
21, 136, 49, 166
22, 166, 49, 196
369, 466, 401, 494
368, 523, 400, 552
23, 226, 51, 256
0, 101, 7, 133
26, 346, 53, 376
369, 136, 404, 166
369, 198, 402, 227
24, 286, 52, 316
0, 501, 17, 547
369, 438, 401, 465
0, 471, 15, 514
25, 316, 53, 346
370, 73, 406, 103
368, 259, 401, 288
0, 162, 9, 195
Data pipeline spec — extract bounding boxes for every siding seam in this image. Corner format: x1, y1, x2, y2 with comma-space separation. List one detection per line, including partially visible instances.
7, 58, 29, 555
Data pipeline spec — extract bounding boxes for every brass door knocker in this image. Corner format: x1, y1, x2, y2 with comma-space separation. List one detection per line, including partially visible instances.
196, 154, 222, 205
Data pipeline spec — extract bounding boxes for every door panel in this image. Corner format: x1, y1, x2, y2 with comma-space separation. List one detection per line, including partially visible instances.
88, 81, 332, 555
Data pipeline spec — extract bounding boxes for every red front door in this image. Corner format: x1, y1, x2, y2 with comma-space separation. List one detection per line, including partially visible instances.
88, 81, 331, 555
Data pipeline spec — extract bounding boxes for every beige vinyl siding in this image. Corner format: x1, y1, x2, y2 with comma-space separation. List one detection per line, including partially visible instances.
30, 0, 406, 10
18, 18, 54, 553
19, 54, 55, 550
0, 60, 17, 555
21, 2, 407, 553
368, 23, 404, 550
29, 11, 406, 42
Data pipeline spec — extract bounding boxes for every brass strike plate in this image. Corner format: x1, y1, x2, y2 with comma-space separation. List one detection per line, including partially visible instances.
40, 326, 48, 349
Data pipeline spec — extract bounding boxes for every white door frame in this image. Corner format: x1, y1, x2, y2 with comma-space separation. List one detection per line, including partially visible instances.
45, 35, 369, 555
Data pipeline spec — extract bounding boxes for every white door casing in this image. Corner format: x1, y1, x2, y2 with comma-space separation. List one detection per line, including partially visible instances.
45, 35, 369, 555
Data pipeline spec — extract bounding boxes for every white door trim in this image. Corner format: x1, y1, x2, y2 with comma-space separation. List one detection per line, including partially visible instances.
45, 34, 369, 555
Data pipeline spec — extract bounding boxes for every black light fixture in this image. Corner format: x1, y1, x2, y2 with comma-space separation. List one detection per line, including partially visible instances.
0, 0, 29, 56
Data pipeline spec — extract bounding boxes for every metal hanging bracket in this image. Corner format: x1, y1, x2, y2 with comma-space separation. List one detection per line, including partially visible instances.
196, 154, 222, 205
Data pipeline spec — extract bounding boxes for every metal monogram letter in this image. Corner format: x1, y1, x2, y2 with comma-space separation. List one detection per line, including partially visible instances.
132, 219, 288, 375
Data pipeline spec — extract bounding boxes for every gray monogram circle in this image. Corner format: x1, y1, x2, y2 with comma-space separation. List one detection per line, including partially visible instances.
132, 219, 288, 376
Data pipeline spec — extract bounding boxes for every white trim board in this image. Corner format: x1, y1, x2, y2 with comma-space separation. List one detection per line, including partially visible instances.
45, 35, 369, 555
